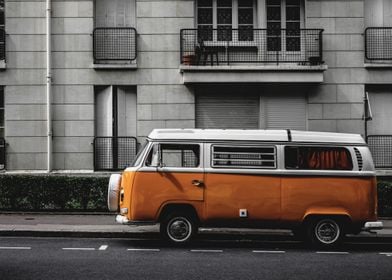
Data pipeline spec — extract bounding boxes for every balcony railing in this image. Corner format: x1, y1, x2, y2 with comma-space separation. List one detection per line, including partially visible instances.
365, 27, 392, 61
180, 29, 323, 66
93, 27, 137, 63
367, 135, 392, 168
93, 137, 138, 171
0, 137, 5, 170
0, 28, 5, 61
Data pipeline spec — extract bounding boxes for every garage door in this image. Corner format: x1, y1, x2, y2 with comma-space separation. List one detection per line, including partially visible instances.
196, 92, 260, 129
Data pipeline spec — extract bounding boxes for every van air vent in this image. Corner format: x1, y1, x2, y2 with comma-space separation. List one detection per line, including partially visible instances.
354, 148, 363, 171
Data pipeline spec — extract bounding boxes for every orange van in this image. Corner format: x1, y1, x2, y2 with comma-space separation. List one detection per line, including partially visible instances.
108, 129, 383, 247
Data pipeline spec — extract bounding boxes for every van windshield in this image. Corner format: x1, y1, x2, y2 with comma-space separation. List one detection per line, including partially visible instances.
130, 140, 149, 167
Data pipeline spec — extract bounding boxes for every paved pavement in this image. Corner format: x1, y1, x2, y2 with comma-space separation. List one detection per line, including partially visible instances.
0, 213, 391, 239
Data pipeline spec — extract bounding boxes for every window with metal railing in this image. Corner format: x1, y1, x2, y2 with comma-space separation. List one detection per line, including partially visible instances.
365, 27, 392, 61
93, 27, 137, 63
180, 28, 323, 65
212, 145, 276, 169
93, 137, 138, 171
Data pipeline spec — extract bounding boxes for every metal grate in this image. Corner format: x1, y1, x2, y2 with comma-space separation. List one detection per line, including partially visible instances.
0, 137, 5, 170
180, 28, 323, 65
94, 137, 138, 171
365, 27, 392, 60
212, 146, 276, 169
367, 135, 392, 168
0, 28, 5, 61
93, 27, 137, 62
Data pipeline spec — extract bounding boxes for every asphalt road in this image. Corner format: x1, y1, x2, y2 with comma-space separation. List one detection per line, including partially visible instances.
0, 237, 392, 280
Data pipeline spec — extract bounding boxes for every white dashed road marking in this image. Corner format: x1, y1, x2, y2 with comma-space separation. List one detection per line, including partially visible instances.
127, 248, 160, 252
190, 249, 223, 253
0, 247, 31, 250
62, 248, 96, 251
99, 245, 108, 251
316, 251, 349, 255
253, 250, 286, 254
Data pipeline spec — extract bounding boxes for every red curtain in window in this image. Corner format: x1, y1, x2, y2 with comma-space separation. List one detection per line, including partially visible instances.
307, 149, 352, 170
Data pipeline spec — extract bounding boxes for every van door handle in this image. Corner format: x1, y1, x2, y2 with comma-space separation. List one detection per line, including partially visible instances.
191, 180, 204, 187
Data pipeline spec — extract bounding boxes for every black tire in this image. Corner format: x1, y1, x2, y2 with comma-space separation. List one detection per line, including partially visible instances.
306, 218, 344, 248
160, 212, 197, 244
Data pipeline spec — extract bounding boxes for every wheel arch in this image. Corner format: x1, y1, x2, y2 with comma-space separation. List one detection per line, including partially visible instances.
158, 203, 200, 224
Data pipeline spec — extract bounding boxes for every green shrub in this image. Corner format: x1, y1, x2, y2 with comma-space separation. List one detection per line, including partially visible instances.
378, 180, 392, 217
0, 174, 110, 212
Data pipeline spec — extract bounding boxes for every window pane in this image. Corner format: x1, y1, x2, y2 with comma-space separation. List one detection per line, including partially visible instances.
239, 0, 254, 7
198, 8, 213, 24
0, 127, 3, 138
217, 0, 232, 7
239, 26, 254, 41
285, 147, 353, 170
239, 8, 253, 24
286, 37, 300, 51
267, 7, 281, 21
0, 109, 3, 126
218, 26, 232, 41
286, 0, 300, 5
267, 0, 281, 5
146, 144, 200, 168
286, 6, 300, 20
198, 0, 212, 7
198, 25, 213, 41
217, 8, 232, 24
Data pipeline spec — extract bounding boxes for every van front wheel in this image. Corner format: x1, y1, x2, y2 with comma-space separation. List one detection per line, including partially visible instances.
160, 213, 197, 244
307, 218, 344, 248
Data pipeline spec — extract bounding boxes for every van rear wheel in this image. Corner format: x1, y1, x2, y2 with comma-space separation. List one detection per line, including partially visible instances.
307, 218, 344, 248
160, 212, 197, 244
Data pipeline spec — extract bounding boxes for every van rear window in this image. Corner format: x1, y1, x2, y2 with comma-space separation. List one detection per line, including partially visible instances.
212, 146, 276, 169
285, 146, 353, 170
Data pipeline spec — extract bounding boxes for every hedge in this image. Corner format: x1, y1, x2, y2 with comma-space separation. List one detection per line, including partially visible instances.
0, 174, 110, 212
0, 174, 392, 216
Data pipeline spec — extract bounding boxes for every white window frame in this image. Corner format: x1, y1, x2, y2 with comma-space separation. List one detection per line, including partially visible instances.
196, 0, 257, 42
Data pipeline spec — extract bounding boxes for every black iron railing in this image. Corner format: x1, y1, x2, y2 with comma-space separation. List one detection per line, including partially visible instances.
365, 27, 392, 61
0, 137, 5, 170
93, 27, 137, 62
93, 137, 138, 171
180, 29, 323, 66
367, 135, 392, 168
0, 28, 5, 61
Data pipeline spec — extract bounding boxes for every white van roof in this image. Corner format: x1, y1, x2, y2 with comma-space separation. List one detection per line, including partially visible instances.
147, 129, 366, 145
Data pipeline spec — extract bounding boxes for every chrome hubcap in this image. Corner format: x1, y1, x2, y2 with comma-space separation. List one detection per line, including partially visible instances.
315, 219, 340, 244
167, 218, 191, 242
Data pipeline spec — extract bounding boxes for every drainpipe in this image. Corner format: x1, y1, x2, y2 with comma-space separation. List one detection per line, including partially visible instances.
46, 0, 52, 172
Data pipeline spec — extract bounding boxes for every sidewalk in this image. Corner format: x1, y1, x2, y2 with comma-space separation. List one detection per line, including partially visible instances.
1, 213, 392, 239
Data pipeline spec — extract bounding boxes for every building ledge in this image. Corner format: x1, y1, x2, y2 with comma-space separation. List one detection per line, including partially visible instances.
180, 64, 327, 84
92, 63, 137, 70
364, 63, 392, 68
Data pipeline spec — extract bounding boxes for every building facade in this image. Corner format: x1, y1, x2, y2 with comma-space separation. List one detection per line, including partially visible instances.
0, 0, 391, 173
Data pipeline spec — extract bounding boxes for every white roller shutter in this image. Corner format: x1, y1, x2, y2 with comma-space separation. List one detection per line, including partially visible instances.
261, 94, 307, 130
196, 92, 259, 129
368, 90, 392, 134
95, 0, 135, 27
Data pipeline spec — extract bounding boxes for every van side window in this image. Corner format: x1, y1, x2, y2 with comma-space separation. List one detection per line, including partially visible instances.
145, 144, 200, 168
285, 146, 353, 170
212, 146, 276, 169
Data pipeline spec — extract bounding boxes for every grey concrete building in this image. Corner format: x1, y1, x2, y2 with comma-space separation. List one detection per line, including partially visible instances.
0, 0, 391, 173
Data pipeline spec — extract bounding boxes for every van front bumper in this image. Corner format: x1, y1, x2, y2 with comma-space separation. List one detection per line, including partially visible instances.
116, 215, 156, 226
363, 221, 383, 231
